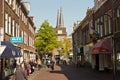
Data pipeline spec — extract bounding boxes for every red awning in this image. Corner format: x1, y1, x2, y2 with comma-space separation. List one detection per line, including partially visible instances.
91, 38, 112, 54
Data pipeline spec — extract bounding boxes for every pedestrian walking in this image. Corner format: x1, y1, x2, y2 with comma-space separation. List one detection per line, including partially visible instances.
37, 58, 41, 70
28, 63, 31, 75
50, 60, 55, 71
46, 59, 50, 68
25, 62, 31, 76
14, 65, 28, 80
21, 61, 25, 71
13, 59, 17, 68
29, 60, 35, 74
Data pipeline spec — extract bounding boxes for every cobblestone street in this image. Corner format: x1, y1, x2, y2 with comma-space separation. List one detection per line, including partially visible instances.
28, 64, 120, 80
28, 65, 68, 80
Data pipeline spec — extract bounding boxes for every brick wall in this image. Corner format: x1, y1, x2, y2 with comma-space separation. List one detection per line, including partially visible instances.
0, 0, 3, 27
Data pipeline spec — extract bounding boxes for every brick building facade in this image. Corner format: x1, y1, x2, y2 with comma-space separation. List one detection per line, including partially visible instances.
0, 0, 36, 79
72, 0, 120, 71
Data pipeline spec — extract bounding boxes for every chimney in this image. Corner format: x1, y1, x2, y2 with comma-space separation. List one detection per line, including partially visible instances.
22, 2, 30, 14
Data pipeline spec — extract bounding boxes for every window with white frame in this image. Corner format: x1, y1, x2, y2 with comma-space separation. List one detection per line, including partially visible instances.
19, 9, 21, 16
16, 23, 18, 37
23, 15, 25, 23
108, 17, 111, 34
5, 13, 8, 33
12, 20, 15, 36
106, 16, 109, 35
95, 20, 98, 33
100, 16, 103, 37
24, 17, 26, 25
18, 6, 20, 16
24, 32, 28, 45
24, 32, 26, 44
97, 18, 100, 34
18, 25, 20, 37
22, 12, 24, 21
21, 30, 24, 38
117, 7, 120, 17
15, 3, 19, 16
8, 16, 11, 35
12, 0, 15, 10
24, 16, 26, 24
26, 34, 28, 46
15, 4, 17, 15
104, 15, 107, 35
32, 38, 34, 47
29, 37, 32, 47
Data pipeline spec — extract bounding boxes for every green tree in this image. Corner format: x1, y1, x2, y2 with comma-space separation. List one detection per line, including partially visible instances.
34, 20, 59, 55
61, 38, 72, 56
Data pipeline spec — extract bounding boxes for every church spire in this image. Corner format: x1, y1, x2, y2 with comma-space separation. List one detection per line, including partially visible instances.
56, 9, 60, 28
56, 7, 64, 28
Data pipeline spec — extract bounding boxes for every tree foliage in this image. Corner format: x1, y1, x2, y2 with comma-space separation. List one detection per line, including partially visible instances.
61, 38, 72, 55
34, 20, 59, 54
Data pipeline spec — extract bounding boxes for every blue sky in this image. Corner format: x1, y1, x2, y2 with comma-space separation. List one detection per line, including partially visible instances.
24, 0, 94, 35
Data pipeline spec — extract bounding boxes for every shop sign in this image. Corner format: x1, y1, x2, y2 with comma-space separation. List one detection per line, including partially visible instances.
10, 37, 23, 43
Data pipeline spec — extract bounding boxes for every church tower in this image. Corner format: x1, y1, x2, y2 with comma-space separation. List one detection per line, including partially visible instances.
53, 7, 67, 61
55, 7, 67, 42
56, 7, 64, 28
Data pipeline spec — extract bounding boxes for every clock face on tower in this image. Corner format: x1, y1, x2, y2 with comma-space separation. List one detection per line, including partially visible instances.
57, 30, 62, 34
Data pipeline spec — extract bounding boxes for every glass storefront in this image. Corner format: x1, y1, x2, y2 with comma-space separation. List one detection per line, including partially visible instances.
0, 58, 15, 80
117, 53, 120, 70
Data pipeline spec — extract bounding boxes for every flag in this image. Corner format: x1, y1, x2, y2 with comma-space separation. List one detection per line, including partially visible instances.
90, 27, 100, 39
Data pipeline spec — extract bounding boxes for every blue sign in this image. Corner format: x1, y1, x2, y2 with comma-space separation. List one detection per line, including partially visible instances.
10, 37, 23, 43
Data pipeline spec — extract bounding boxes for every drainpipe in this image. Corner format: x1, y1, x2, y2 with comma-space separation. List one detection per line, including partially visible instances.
111, 0, 117, 80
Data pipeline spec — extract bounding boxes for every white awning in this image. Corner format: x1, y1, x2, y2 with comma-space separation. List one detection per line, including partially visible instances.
0, 46, 6, 56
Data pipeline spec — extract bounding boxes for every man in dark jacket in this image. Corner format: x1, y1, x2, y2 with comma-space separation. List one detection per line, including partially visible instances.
50, 60, 55, 71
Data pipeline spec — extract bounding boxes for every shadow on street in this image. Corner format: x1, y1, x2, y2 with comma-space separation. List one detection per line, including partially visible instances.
49, 64, 120, 80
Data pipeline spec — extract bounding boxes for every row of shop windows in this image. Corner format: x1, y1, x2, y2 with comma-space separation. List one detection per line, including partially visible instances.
0, 58, 17, 78
0, 52, 35, 79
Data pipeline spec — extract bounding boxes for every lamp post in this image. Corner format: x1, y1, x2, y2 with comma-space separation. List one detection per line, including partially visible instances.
110, 0, 117, 80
